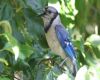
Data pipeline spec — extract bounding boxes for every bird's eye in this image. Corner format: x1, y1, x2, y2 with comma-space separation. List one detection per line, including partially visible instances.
48, 10, 52, 14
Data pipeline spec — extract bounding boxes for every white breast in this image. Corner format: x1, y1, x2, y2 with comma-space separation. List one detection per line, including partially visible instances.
45, 20, 66, 59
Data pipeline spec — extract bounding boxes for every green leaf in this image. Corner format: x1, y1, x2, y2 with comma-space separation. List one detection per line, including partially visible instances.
27, 0, 48, 14
19, 44, 33, 59
0, 58, 8, 65
0, 77, 10, 80
0, 21, 12, 34
48, 0, 57, 3
86, 34, 100, 47
2, 33, 19, 60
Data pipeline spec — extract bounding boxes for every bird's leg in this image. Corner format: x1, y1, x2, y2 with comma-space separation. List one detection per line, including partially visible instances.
59, 57, 68, 67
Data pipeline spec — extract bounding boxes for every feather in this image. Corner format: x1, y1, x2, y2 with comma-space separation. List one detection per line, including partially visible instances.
55, 25, 77, 76
55, 25, 76, 60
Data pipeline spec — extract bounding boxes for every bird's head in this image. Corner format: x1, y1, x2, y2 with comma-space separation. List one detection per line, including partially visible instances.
39, 6, 59, 32
40, 6, 58, 21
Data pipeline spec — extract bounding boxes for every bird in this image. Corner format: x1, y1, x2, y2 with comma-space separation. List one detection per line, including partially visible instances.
40, 6, 77, 76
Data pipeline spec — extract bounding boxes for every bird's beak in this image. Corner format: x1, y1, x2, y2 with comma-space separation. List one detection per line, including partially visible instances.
38, 12, 46, 16
38, 7, 46, 16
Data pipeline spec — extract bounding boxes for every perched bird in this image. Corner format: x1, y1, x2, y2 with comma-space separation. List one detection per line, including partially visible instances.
40, 6, 77, 76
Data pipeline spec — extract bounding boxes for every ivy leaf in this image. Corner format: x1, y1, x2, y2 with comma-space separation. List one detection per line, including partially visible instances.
27, 0, 48, 14
86, 34, 100, 47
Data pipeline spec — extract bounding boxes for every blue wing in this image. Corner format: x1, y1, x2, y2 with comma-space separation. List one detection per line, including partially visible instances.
55, 25, 77, 76
55, 25, 76, 61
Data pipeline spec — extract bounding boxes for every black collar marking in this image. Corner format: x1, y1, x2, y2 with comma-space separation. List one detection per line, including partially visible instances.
44, 13, 59, 33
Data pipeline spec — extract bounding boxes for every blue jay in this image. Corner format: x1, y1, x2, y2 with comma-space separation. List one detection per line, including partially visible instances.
40, 6, 77, 76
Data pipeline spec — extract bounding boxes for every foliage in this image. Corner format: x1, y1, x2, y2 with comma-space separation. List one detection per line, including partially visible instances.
0, 0, 100, 80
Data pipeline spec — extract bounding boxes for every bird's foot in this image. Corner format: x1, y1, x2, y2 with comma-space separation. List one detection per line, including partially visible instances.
59, 58, 68, 67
